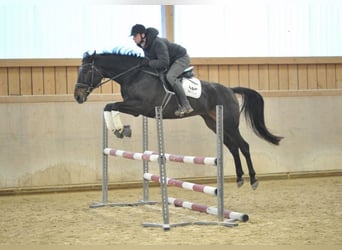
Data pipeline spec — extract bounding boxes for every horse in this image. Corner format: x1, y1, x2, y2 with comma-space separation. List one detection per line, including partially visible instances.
74, 49, 283, 190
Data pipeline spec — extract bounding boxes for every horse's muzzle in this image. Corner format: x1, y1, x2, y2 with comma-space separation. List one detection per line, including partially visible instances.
74, 93, 87, 104
74, 83, 88, 104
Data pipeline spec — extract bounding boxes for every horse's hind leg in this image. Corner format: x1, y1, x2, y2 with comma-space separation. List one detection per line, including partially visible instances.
201, 114, 245, 188
219, 131, 244, 187
233, 130, 259, 190
201, 112, 258, 189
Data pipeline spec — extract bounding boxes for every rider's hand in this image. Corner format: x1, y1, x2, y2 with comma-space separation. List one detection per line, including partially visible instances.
140, 57, 150, 67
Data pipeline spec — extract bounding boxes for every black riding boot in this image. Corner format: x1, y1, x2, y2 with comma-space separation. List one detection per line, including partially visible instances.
173, 82, 194, 117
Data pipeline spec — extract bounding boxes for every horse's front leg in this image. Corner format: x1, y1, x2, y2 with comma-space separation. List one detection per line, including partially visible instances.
103, 103, 132, 139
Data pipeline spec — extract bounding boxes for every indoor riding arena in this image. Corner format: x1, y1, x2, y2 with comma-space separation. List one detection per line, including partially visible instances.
1, 3, 341, 247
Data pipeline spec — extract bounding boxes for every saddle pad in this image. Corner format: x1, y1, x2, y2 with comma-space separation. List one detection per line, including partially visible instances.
182, 77, 201, 99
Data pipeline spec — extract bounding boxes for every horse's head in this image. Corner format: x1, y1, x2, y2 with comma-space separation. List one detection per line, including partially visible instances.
74, 51, 104, 104
74, 47, 146, 104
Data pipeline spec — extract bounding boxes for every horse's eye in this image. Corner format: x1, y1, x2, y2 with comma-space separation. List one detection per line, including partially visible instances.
81, 68, 90, 76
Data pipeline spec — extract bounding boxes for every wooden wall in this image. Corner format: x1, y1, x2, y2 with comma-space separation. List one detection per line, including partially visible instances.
1, 57, 342, 98
193, 58, 342, 92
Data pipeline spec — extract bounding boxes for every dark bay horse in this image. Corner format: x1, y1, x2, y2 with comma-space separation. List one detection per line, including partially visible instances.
74, 50, 283, 189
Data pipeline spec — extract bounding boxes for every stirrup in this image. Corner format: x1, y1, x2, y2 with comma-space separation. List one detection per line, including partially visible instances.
175, 107, 185, 117
175, 106, 193, 117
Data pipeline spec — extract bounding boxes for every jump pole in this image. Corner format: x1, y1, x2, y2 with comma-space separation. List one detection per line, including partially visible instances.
90, 115, 156, 208
143, 173, 217, 196
103, 148, 217, 166
168, 197, 249, 222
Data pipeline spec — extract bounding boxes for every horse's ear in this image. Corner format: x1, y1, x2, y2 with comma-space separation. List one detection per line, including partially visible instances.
89, 50, 96, 60
83, 51, 90, 58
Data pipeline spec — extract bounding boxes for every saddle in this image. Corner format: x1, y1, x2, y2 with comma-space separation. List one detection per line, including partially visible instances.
161, 66, 195, 91
141, 66, 201, 108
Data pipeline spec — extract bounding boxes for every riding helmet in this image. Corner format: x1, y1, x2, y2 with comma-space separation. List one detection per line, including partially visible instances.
130, 24, 146, 36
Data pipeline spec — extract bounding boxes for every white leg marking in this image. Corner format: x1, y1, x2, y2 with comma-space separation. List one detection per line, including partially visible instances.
104, 111, 115, 130
111, 111, 124, 131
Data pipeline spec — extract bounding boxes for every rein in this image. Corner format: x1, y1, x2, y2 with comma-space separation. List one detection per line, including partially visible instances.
76, 61, 141, 94
98, 63, 141, 86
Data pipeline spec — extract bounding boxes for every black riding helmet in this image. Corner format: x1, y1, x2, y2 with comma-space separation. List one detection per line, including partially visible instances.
130, 24, 146, 36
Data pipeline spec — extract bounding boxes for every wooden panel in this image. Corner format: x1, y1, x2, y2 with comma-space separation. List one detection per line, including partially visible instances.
8, 67, 20, 95
100, 80, 113, 94
298, 64, 308, 90
0, 68, 8, 96
336, 64, 342, 88
20, 67, 32, 95
92, 84, 101, 94
239, 65, 249, 87
307, 64, 317, 89
43, 67, 56, 94
2, 57, 342, 67
268, 65, 279, 90
0, 59, 81, 67
191, 57, 342, 65
288, 64, 298, 90
163, 6, 174, 42
317, 64, 327, 89
193, 65, 199, 76
229, 65, 239, 86
197, 65, 209, 81
67, 66, 78, 94
2, 58, 342, 97
208, 65, 219, 83
258, 65, 269, 90
112, 80, 121, 94
218, 65, 229, 86
278, 64, 289, 90
55, 67, 67, 94
326, 64, 336, 89
32, 67, 44, 95
248, 65, 259, 89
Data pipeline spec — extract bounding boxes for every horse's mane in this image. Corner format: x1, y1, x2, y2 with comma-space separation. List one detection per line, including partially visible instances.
104, 46, 144, 57
83, 46, 143, 61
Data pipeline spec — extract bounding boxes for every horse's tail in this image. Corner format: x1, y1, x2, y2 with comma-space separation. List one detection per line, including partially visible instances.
232, 87, 283, 145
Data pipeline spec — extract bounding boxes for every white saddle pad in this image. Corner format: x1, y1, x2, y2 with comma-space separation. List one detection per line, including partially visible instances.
182, 77, 201, 99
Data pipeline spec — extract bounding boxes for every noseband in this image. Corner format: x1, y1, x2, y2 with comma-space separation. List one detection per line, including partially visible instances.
76, 61, 141, 94
75, 61, 104, 94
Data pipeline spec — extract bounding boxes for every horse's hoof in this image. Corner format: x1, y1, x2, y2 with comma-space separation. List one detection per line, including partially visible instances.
251, 180, 259, 190
237, 178, 244, 188
113, 129, 124, 139
123, 125, 132, 137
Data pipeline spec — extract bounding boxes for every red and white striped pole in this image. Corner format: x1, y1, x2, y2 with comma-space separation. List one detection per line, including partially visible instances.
168, 197, 249, 222
103, 148, 217, 166
143, 173, 217, 196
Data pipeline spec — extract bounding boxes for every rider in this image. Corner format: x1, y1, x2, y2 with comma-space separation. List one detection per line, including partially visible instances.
130, 24, 194, 117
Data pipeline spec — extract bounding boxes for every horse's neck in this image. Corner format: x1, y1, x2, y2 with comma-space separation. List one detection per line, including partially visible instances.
99, 56, 138, 78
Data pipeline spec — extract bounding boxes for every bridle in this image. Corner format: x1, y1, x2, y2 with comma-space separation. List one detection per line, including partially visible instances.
75, 60, 141, 95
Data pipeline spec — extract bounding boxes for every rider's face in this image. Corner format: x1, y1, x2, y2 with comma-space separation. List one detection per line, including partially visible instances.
133, 33, 145, 45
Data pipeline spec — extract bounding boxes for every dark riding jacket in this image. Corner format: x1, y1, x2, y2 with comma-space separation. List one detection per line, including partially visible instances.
138, 28, 187, 71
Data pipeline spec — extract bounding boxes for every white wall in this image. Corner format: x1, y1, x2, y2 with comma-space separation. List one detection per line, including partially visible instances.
0, 95, 341, 189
